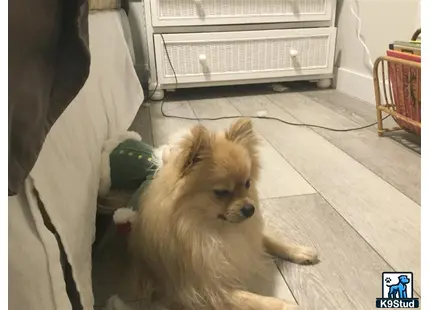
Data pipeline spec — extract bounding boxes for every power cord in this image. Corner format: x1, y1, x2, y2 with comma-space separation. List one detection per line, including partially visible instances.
350, 0, 374, 70
151, 34, 389, 133
144, 80, 159, 103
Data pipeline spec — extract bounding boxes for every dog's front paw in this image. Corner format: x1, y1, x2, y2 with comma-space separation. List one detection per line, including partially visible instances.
288, 246, 319, 265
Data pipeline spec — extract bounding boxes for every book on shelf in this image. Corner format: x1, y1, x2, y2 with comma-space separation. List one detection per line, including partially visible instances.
389, 40, 421, 56
386, 49, 421, 63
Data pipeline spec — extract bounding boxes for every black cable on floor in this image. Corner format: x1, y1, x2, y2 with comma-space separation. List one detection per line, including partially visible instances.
147, 34, 390, 133
144, 80, 159, 103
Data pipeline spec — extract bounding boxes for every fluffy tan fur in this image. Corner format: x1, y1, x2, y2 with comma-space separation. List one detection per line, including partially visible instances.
129, 119, 318, 310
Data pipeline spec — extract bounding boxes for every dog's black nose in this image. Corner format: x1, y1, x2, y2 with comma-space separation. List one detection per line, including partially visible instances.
240, 204, 255, 218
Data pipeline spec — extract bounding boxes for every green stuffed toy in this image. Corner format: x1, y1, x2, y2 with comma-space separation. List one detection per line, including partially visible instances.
98, 131, 171, 235
98, 131, 161, 197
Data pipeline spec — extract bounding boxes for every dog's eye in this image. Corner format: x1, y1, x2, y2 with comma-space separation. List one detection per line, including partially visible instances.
245, 180, 251, 189
214, 189, 231, 198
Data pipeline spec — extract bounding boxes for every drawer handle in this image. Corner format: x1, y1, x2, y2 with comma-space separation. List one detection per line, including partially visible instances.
199, 54, 209, 73
290, 49, 299, 57
199, 54, 207, 64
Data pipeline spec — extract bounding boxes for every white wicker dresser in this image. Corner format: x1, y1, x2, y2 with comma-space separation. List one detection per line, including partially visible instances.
143, 0, 337, 100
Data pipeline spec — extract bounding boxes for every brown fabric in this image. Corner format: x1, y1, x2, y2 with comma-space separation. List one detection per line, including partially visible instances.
8, 0, 91, 195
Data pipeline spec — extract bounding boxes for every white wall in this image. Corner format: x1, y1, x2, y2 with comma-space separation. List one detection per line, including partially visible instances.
334, 0, 421, 104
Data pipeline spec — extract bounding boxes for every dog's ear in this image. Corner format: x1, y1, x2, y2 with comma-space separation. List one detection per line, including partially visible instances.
225, 118, 261, 179
177, 124, 211, 174
225, 118, 259, 149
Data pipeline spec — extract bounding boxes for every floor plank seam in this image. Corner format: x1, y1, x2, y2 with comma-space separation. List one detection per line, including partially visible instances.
261, 193, 318, 200
262, 94, 420, 207
183, 99, 202, 124
275, 260, 299, 305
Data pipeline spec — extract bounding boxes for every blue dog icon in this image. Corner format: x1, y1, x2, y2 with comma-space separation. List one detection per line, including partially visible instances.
387, 275, 410, 298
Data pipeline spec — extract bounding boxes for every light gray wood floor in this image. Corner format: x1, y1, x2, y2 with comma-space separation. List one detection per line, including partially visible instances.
93, 84, 421, 310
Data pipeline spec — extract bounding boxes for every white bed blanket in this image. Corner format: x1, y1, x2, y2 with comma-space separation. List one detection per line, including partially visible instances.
17, 10, 143, 309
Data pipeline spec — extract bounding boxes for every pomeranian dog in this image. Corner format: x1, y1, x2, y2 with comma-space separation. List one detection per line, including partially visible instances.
129, 119, 318, 310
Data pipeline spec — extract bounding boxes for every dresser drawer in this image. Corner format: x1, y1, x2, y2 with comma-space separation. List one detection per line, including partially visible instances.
154, 28, 337, 85
150, 0, 334, 27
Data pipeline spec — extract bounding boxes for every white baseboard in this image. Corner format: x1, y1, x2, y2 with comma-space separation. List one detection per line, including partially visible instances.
334, 67, 376, 105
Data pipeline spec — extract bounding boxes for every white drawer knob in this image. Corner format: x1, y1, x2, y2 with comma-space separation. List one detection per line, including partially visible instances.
199, 54, 207, 63
290, 49, 299, 57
